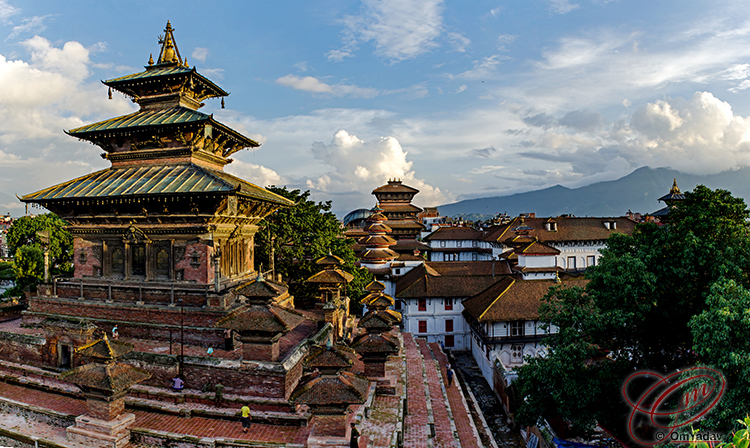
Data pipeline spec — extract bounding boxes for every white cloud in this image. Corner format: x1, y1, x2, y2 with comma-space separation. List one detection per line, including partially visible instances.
307, 130, 448, 208
335, 0, 444, 63
191, 47, 209, 62
470, 165, 503, 174
447, 32, 470, 53
7, 15, 50, 40
453, 54, 508, 80
275, 74, 379, 98
456, 84, 467, 93
549, 0, 579, 15
0, 0, 19, 23
225, 160, 284, 187
294, 61, 308, 72
325, 49, 353, 62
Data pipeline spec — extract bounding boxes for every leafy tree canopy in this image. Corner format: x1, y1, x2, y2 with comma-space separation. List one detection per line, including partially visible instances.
7, 213, 73, 275
255, 187, 373, 310
515, 185, 750, 436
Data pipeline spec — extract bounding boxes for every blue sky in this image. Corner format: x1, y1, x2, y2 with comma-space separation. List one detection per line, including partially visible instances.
2, 0, 750, 216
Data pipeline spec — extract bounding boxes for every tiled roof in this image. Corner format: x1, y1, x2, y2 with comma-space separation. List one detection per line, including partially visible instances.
373, 181, 419, 194
424, 226, 484, 241
21, 163, 294, 206
365, 281, 386, 292
216, 303, 306, 334
359, 309, 401, 329
357, 248, 399, 261
462, 277, 588, 322
363, 222, 392, 233
304, 344, 357, 371
306, 269, 354, 284
518, 241, 560, 255
391, 240, 430, 252
483, 216, 636, 244
396, 253, 424, 261
61, 362, 151, 393
351, 333, 399, 354
315, 253, 344, 266
395, 261, 513, 299
384, 221, 424, 229
379, 203, 423, 213
291, 371, 369, 406
235, 278, 288, 302
76, 335, 133, 360
358, 235, 397, 246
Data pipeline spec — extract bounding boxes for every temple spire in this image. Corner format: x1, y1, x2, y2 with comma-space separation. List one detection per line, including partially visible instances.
156, 20, 183, 65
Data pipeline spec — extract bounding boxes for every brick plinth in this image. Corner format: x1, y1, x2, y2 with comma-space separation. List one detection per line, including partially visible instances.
67, 413, 135, 448
84, 391, 127, 421
363, 359, 386, 378
241, 335, 281, 362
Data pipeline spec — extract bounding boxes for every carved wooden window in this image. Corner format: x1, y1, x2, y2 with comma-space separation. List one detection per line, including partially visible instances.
111, 247, 124, 276
155, 247, 170, 278
131, 244, 146, 276
445, 319, 454, 332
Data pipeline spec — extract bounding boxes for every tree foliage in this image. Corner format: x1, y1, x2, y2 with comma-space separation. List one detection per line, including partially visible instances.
515, 185, 750, 436
12, 245, 44, 288
255, 187, 373, 309
7, 213, 73, 276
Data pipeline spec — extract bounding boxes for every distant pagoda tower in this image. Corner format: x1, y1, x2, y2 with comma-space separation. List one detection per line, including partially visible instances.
357, 205, 398, 268
653, 179, 686, 222
20, 22, 293, 350
372, 179, 424, 240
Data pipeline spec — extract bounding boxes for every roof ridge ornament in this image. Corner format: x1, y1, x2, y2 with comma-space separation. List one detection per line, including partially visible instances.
157, 20, 183, 65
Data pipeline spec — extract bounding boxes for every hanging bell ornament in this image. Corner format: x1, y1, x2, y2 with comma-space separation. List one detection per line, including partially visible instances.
221, 98, 225, 109
108, 87, 112, 100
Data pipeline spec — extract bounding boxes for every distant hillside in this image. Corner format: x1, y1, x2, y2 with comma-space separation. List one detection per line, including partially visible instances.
437, 166, 750, 218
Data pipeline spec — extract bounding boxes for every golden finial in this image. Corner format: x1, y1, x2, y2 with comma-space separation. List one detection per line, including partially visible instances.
221, 98, 225, 109
157, 21, 183, 65
670, 179, 681, 194
108, 87, 112, 100
184, 57, 188, 67
148, 53, 154, 65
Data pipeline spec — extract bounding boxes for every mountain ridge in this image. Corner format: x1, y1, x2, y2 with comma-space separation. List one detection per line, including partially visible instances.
436, 166, 750, 218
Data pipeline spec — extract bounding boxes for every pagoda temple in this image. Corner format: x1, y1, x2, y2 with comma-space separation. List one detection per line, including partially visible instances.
16, 23, 325, 399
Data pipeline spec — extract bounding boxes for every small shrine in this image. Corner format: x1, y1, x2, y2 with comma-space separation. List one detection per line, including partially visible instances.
306, 253, 354, 341
292, 341, 369, 448
352, 290, 401, 378
61, 334, 150, 448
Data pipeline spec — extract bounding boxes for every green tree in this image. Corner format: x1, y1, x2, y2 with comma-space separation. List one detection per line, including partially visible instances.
255, 187, 372, 309
515, 185, 750, 436
12, 245, 44, 288
7, 213, 73, 276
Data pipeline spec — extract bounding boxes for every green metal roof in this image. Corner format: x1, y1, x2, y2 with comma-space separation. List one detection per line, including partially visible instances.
103, 65, 229, 97
21, 163, 294, 206
105, 66, 193, 83
68, 107, 209, 135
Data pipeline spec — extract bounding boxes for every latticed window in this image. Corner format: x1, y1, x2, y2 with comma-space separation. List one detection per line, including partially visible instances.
156, 247, 170, 278
111, 247, 124, 275
418, 321, 427, 333
510, 320, 524, 337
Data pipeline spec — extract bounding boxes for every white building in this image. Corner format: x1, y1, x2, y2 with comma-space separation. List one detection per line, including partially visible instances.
394, 261, 512, 350
422, 227, 493, 262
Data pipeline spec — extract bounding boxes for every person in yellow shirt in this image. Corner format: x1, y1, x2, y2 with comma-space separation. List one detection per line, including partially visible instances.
240, 404, 250, 433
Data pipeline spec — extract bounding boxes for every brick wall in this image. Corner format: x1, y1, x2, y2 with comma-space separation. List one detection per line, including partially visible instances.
73, 238, 101, 278
0, 331, 45, 366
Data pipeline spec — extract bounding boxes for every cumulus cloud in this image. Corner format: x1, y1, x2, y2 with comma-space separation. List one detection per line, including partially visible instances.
276, 74, 379, 98
307, 130, 448, 209
225, 160, 284, 187
559, 110, 603, 132
191, 47, 209, 62
0, 36, 133, 204
334, 0, 444, 63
